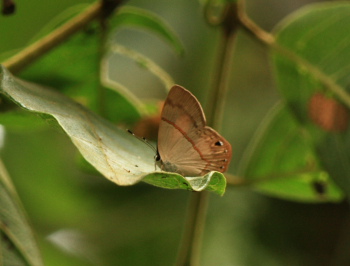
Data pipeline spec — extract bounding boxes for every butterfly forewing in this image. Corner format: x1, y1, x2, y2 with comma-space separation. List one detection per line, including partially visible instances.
158, 85, 232, 176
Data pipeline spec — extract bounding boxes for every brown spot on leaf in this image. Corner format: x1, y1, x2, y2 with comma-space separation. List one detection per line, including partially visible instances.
312, 180, 327, 196
2, 0, 15, 15
308, 92, 349, 132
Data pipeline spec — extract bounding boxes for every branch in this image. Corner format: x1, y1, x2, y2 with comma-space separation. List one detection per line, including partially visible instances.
176, 2, 241, 266
2, 0, 124, 74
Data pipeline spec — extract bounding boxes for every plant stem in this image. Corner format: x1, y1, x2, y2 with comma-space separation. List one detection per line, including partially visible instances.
236, 2, 274, 46
207, 2, 239, 129
2, 0, 123, 74
3, 2, 101, 73
176, 192, 210, 266
225, 164, 320, 187
207, 31, 236, 129
176, 3, 240, 266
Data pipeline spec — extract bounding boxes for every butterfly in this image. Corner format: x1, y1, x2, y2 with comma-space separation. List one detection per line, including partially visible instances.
156, 85, 232, 177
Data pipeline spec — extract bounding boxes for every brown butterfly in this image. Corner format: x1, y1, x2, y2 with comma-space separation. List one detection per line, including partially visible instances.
156, 85, 232, 176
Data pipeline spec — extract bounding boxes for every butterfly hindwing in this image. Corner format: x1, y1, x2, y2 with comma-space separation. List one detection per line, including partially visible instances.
157, 85, 232, 176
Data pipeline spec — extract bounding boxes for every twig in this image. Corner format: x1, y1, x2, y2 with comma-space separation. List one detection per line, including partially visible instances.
176, 192, 210, 266
176, 2, 240, 266
2, 0, 123, 74
206, 2, 239, 128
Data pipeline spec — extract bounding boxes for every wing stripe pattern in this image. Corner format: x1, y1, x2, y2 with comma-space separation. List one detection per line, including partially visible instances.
161, 116, 210, 165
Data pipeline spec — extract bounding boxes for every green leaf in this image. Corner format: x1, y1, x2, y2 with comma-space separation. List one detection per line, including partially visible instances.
28, 4, 91, 43
0, 110, 46, 130
238, 102, 344, 202
18, 27, 100, 104
273, 2, 350, 120
0, 4, 90, 62
143, 171, 226, 196
0, 65, 226, 195
316, 133, 350, 197
0, 160, 43, 266
273, 3, 350, 197
19, 25, 141, 124
111, 6, 184, 55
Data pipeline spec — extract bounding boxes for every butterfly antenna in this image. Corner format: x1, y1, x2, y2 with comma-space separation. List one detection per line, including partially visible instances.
127, 129, 157, 153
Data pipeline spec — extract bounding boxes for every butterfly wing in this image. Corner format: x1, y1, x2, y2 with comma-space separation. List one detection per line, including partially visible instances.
157, 85, 232, 176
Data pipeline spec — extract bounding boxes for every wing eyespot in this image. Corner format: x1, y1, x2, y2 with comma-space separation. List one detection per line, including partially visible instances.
215, 140, 224, 146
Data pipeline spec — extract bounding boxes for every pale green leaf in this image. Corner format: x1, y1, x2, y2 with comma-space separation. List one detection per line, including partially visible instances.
0, 160, 43, 266
112, 6, 184, 55
101, 43, 175, 115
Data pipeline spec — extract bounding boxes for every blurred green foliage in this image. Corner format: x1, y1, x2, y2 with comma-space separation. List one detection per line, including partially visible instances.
1, 0, 350, 265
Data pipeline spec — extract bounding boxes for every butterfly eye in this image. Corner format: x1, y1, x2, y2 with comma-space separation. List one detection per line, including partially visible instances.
215, 141, 224, 146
